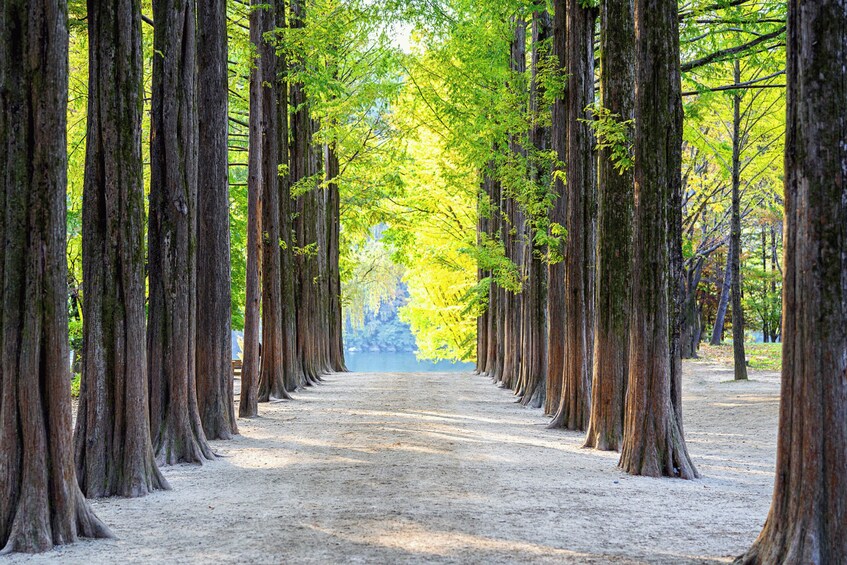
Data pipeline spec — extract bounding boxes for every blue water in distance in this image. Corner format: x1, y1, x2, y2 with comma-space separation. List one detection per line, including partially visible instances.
345, 351, 475, 373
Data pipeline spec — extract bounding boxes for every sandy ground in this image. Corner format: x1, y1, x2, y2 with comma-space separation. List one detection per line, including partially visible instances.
8, 360, 780, 564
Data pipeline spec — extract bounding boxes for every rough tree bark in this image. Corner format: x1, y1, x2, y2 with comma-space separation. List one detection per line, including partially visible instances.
710, 250, 731, 344
584, 0, 634, 451
147, 0, 215, 464
240, 0, 265, 418
315, 134, 333, 375
517, 9, 551, 408
545, 0, 567, 416
74, 0, 169, 497
276, 0, 304, 393
476, 176, 489, 375
618, 0, 697, 479
0, 0, 112, 552
679, 257, 705, 358
291, 0, 322, 385
484, 173, 503, 382
325, 141, 348, 373
736, 1, 846, 561
550, 0, 596, 431
730, 60, 748, 381
256, 0, 291, 402
196, 0, 238, 438
500, 17, 526, 392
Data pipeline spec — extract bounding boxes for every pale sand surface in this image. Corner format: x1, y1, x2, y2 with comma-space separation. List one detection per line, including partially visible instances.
8, 360, 779, 564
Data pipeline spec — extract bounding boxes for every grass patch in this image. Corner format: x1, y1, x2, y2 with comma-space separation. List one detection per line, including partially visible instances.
698, 342, 782, 372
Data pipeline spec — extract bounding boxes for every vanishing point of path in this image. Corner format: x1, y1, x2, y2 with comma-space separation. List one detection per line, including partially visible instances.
9, 365, 779, 564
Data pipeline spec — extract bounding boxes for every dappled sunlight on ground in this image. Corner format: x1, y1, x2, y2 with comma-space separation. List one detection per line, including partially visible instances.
7, 361, 779, 564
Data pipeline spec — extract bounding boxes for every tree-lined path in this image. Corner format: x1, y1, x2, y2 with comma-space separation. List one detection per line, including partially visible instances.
6, 363, 778, 564
2, 0, 845, 560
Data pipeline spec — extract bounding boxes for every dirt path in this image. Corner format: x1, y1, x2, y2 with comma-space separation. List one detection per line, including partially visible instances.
9, 362, 779, 564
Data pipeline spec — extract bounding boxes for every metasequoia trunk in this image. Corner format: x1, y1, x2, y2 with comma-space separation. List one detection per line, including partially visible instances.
769, 225, 780, 342
584, 0, 634, 451
499, 17, 526, 392
550, 0, 596, 431
256, 0, 290, 402
737, 1, 846, 561
147, 0, 214, 464
276, 0, 303, 393
760, 227, 770, 342
545, 0, 568, 415
0, 0, 112, 551
484, 174, 503, 382
730, 61, 748, 381
74, 0, 169, 497
196, 0, 238, 438
710, 251, 731, 344
517, 10, 551, 408
476, 176, 489, 375
618, 0, 697, 479
679, 258, 705, 358
240, 0, 265, 418
315, 128, 332, 375
325, 142, 348, 373
291, 0, 322, 386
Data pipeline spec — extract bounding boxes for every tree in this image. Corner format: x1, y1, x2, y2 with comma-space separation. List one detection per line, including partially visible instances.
256, 0, 291, 402
584, 0, 635, 451
499, 16, 526, 393
545, 0, 567, 416
618, 0, 697, 479
147, 0, 215, 464
550, 0, 597, 431
710, 251, 732, 344
196, 0, 238, 439
325, 140, 347, 373
277, 0, 305, 392
729, 60, 748, 381
240, 0, 266, 418
737, 0, 846, 560
0, 0, 112, 552
291, 0, 322, 385
516, 9, 551, 408
74, 0, 169, 497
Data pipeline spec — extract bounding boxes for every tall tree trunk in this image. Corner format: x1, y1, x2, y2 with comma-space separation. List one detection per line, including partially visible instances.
730, 61, 748, 381
315, 134, 332, 375
711, 250, 731, 344
679, 259, 705, 358
760, 226, 769, 343
550, 0, 596, 431
585, 0, 634, 451
74, 0, 169, 497
485, 174, 503, 382
545, 0, 568, 416
291, 0, 321, 386
476, 177, 489, 375
769, 224, 780, 342
325, 142, 347, 372
256, 0, 290, 402
618, 0, 697, 479
0, 0, 112, 551
148, 0, 214, 465
518, 9, 552, 408
196, 0, 238, 439
276, 0, 303, 393
501, 17, 526, 392
239, 0, 265, 418
737, 1, 846, 560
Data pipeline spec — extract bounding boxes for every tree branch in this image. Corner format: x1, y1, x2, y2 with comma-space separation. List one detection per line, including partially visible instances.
681, 27, 785, 72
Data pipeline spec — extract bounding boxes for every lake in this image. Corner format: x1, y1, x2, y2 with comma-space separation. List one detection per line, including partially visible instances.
344, 351, 475, 373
